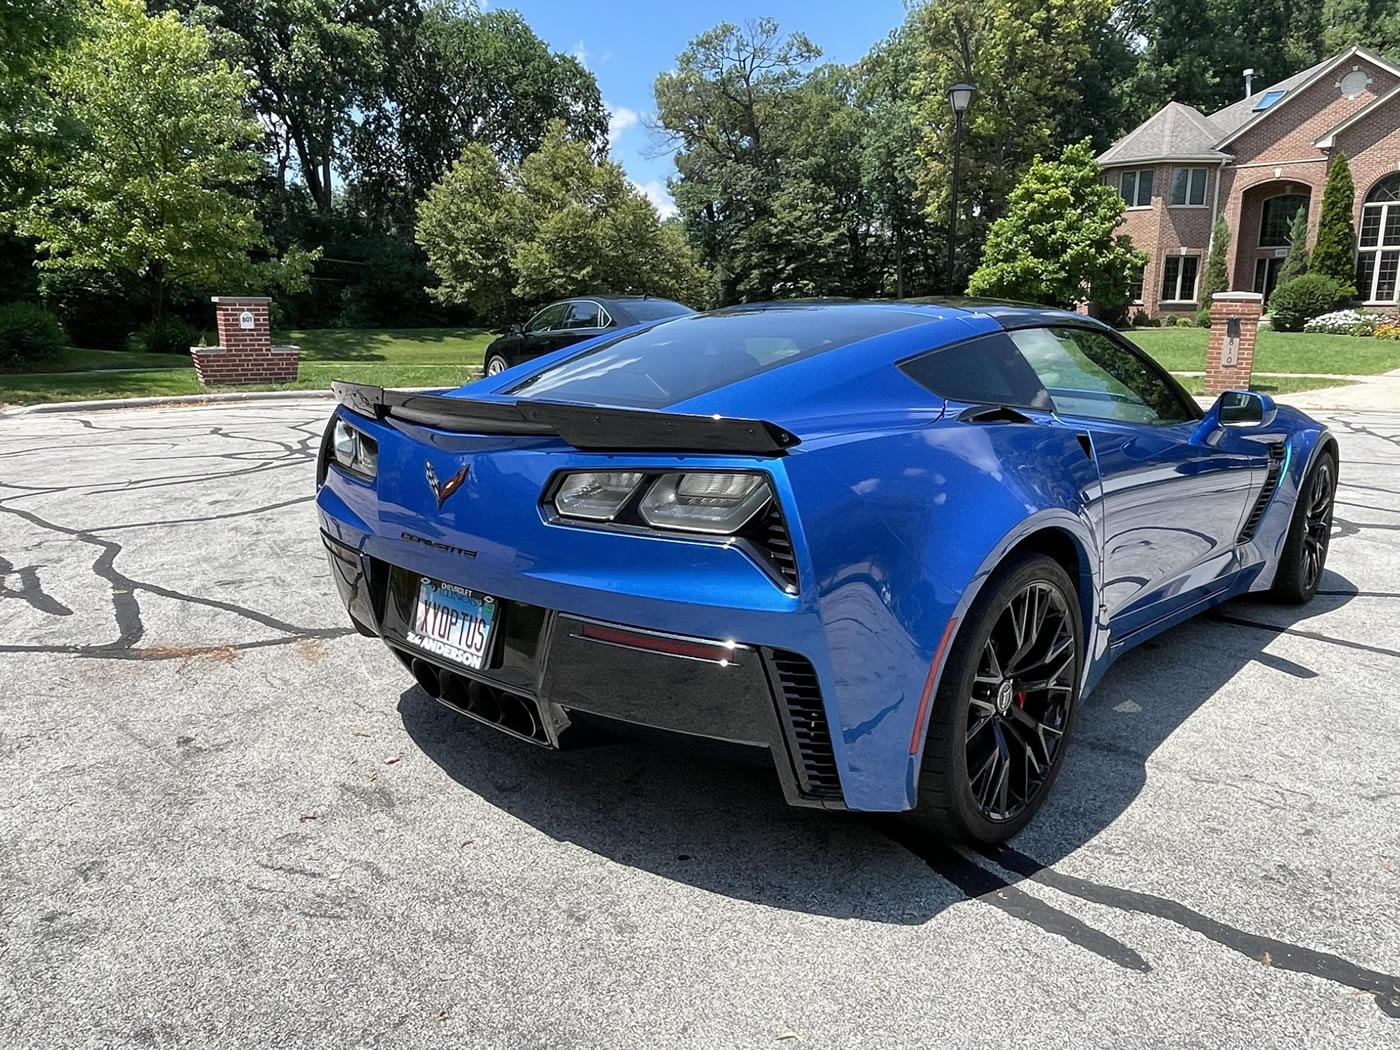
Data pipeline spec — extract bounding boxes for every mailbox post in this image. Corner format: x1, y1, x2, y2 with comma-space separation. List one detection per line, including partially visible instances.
1205, 292, 1263, 397
189, 296, 301, 387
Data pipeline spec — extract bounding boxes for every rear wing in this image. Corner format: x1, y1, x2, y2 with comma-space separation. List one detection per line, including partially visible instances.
332, 381, 801, 455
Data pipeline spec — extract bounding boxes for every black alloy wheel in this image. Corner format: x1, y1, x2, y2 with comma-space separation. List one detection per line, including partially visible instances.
911, 553, 1083, 844
1300, 457, 1335, 593
1270, 448, 1338, 604
965, 581, 1076, 822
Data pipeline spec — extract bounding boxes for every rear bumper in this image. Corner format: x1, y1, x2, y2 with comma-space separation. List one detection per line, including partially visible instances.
320, 529, 845, 809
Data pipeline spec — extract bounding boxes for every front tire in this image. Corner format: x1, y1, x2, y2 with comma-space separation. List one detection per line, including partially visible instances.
909, 553, 1084, 844
1269, 448, 1337, 604
484, 354, 509, 377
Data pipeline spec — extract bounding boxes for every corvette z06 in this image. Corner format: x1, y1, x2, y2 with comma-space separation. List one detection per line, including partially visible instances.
315, 300, 1337, 843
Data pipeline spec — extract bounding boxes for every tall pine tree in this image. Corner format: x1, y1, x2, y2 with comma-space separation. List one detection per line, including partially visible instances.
1312, 152, 1357, 291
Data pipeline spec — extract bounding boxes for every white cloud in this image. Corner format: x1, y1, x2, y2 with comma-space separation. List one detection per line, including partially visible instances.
606, 103, 638, 146
632, 179, 678, 220
571, 40, 589, 69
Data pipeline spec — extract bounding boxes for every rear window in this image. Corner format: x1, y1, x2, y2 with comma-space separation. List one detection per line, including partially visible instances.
509, 306, 932, 408
620, 299, 693, 323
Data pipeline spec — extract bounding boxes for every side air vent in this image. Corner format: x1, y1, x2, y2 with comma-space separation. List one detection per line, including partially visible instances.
744, 500, 799, 592
1238, 443, 1287, 544
770, 650, 843, 803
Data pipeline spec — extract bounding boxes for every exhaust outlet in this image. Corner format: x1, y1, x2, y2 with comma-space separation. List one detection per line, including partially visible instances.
410, 658, 442, 698
466, 680, 501, 724
499, 694, 540, 739
439, 672, 470, 710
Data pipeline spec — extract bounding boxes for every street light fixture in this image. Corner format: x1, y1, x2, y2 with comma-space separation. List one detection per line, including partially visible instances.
946, 82, 975, 292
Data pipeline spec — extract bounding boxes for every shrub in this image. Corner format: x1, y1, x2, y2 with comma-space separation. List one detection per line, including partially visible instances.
1174, 315, 1195, 327
1196, 305, 1213, 327
1304, 309, 1384, 335
1376, 322, 1400, 341
1267, 274, 1352, 332
1312, 153, 1357, 286
128, 316, 202, 355
1129, 310, 1159, 327
0, 301, 68, 367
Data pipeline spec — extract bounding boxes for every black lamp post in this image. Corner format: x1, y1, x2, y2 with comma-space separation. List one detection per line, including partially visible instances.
946, 82, 975, 293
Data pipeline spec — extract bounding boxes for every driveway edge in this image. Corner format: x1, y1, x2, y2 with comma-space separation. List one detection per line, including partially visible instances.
0, 386, 445, 417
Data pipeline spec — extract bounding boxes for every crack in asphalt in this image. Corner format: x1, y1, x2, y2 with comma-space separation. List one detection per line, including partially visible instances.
0, 412, 334, 659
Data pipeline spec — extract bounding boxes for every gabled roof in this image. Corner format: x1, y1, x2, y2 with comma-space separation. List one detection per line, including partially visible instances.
1314, 82, 1400, 147
1210, 45, 1400, 149
1206, 56, 1334, 139
1097, 45, 1400, 169
1096, 102, 1230, 166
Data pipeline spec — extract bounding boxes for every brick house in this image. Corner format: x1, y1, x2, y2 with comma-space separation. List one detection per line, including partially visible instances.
1097, 45, 1400, 320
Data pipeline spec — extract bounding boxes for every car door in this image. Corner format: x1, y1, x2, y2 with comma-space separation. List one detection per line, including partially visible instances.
516, 302, 569, 363
1008, 325, 1270, 630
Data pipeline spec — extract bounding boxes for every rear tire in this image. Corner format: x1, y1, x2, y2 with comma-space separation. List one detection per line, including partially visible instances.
1268, 448, 1337, 605
484, 354, 509, 377
909, 553, 1084, 845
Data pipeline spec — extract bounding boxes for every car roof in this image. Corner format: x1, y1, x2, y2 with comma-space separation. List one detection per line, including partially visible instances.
707, 297, 1105, 332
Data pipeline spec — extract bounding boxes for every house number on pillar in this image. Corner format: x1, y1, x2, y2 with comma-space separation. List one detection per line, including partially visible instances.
1223, 317, 1241, 367
238, 310, 255, 330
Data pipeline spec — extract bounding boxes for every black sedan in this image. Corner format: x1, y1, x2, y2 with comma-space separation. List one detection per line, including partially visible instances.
481, 296, 694, 376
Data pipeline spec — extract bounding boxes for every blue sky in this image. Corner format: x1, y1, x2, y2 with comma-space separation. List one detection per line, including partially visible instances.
509, 0, 909, 216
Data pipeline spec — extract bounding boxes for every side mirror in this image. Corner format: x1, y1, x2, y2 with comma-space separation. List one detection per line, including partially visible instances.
510, 323, 524, 336
1209, 389, 1275, 429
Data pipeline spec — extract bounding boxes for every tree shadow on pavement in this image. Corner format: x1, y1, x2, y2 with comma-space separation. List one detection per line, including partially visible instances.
398, 568, 1400, 1013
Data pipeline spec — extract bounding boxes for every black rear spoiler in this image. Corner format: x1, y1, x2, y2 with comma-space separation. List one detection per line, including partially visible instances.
332, 381, 801, 455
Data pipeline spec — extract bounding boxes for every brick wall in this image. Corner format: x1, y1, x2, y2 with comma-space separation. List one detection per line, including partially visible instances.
189, 297, 300, 386
1107, 161, 1219, 317
1205, 293, 1263, 395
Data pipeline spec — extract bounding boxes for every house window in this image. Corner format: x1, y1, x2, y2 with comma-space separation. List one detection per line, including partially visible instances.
1129, 263, 1145, 304
1358, 173, 1400, 304
1170, 168, 1208, 206
1160, 255, 1200, 302
1119, 169, 1154, 208
1259, 194, 1308, 247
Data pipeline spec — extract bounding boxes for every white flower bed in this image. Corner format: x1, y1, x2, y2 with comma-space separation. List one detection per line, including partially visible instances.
1303, 309, 1387, 335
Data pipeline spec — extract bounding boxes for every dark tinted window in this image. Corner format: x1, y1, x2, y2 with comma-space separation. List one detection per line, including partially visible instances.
510, 306, 931, 408
900, 333, 1052, 410
619, 299, 692, 323
559, 301, 603, 329
525, 303, 566, 333
1010, 326, 1195, 424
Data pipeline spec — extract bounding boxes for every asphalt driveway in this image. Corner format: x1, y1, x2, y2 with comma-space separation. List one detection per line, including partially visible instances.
1, 400, 1397, 1048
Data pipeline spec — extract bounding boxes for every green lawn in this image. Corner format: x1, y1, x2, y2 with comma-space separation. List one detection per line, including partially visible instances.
1128, 327, 1400, 375
1173, 374, 1356, 396
0, 326, 492, 406
0, 345, 186, 374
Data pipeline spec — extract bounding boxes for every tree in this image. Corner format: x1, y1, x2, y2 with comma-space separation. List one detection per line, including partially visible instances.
175, 0, 384, 213
857, 30, 943, 298
417, 122, 706, 322
1312, 151, 1357, 290
967, 139, 1145, 309
1196, 215, 1231, 324
654, 19, 824, 304
1276, 205, 1311, 284
903, 0, 1116, 282
350, 3, 607, 221
10, 0, 309, 322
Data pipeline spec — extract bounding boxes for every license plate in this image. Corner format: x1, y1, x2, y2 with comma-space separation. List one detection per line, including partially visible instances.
407, 578, 498, 670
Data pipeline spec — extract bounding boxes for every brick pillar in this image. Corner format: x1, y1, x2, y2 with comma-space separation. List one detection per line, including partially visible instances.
189, 296, 301, 387
1204, 292, 1263, 397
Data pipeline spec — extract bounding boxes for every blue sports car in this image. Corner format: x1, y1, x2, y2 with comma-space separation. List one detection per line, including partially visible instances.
315, 301, 1337, 843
